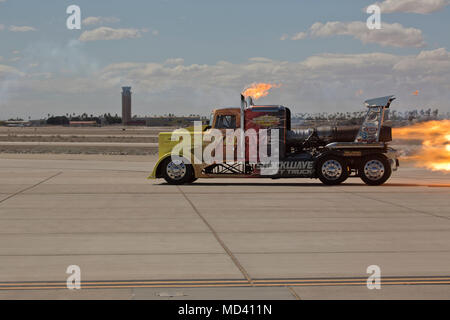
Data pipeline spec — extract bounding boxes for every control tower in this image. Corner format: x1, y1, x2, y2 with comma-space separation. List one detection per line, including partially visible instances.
121, 87, 132, 126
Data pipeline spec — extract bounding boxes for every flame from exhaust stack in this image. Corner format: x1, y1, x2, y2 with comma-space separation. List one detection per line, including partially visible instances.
393, 120, 450, 172
242, 83, 281, 100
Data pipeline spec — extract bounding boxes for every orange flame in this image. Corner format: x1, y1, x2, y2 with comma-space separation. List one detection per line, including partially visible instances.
242, 83, 281, 100
393, 120, 450, 172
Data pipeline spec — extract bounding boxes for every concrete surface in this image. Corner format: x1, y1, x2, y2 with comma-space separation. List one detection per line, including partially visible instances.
0, 154, 449, 299
292, 285, 450, 300
1, 285, 450, 300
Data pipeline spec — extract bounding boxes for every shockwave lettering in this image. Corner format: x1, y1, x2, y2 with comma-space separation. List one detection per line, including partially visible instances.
278, 161, 314, 175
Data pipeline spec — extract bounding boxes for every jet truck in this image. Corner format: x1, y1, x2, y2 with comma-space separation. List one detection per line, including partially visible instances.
149, 95, 399, 186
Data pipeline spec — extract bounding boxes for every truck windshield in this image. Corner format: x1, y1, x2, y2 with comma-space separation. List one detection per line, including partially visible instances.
215, 115, 236, 129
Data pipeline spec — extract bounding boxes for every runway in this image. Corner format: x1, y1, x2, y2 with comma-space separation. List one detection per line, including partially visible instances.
0, 154, 449, 299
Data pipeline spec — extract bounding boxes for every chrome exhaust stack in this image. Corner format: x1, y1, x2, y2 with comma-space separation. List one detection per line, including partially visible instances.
240, 95, 246, 160
247, 96, 254, 107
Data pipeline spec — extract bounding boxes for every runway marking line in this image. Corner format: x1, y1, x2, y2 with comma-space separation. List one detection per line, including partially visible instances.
1, 276, 450, 290
0, 171, 62, 204
176, 186, 254, 285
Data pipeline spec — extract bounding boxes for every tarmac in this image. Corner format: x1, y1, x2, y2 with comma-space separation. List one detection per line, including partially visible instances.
0, 153, 449, 299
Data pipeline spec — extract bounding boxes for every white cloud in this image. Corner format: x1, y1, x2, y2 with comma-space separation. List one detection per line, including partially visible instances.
0, 24, 4, 31
302, 52, 399, 71
103, 49, 450, 111
9, 25, 37, 32
394, 48, 450, 74
373, 0, 450, 14
281, 32, 307, 41
79, 27, 145, 41
291, 21, 425, 48
417, 47, 450, 60
0, 64, 23, 77
5, 49, 450, 117
94, 48, 449, 94
291, 32, 307, 41
82, 16, 120, 26
140, 28, 159, 36
164, 58, 185, 65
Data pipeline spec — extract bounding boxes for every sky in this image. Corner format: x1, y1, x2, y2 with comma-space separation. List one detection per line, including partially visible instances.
1, 0, 450, 119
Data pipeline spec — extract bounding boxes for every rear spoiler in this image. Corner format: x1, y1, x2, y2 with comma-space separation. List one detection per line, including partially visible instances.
355, 95, 396, 144
364, 95, 396, 108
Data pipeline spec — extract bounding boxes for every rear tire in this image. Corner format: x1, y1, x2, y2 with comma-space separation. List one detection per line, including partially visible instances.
317, 155, 349, 185
162, 157, 194, 185
360, 154, 391, 186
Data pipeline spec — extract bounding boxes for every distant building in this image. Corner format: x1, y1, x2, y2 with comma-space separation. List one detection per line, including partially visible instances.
69, 121, 98, 127
4, 120, 31, 127
122, 87, 132, 126
126, 119, 146, 126
141, 116, 204, 127
113, 116, 204, 127
29, 119, 45, 127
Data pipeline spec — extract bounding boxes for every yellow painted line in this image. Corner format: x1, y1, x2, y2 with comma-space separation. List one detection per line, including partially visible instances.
0, 279, 248, 287
0, 284, 252, 290
3, 281, 450, 291
1, 277, 449, 290
281, 281, 450, 287
254, 277, 450, 283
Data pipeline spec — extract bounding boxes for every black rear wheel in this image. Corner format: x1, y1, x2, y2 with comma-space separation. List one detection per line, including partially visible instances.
359, 154, 391, 186
317, 155, 349, 185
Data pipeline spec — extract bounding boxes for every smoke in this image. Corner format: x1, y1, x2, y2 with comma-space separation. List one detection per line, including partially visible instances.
0, 39, 99, 117
21, 39, 99, 75
0, 65, 24, 109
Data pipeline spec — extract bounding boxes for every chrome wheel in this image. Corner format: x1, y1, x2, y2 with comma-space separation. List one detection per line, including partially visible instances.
364, 160, 385, 181
166, 160, 187, 180
321, 160, 343, 181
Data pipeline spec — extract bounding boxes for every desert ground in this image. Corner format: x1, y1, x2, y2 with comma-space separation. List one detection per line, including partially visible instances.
0, 126, 449, 299
0, 126, 163, 155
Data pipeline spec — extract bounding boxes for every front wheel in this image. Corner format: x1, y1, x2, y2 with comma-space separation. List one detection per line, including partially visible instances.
317, 155, 349, 185
359, 155, 391, 186
162, 157, 194, 185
